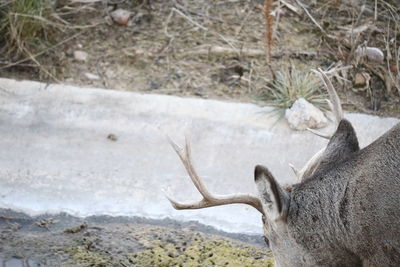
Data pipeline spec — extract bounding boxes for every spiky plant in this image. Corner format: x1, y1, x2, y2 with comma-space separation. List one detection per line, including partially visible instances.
261, 66, 328, 115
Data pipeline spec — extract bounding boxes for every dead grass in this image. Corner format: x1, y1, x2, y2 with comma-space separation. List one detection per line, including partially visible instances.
0, 0, 97, 80
311, 0, 399, 93
0, 0, 55, 57
0, 0, 398, 117
0, 0, 65, 80
259, 0, 399, 116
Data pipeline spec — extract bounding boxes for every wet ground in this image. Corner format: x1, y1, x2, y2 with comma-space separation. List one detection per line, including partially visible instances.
0, 209, 272, 266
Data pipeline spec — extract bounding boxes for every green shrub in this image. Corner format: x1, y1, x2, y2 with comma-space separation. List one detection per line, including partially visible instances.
261, 66, 327, 114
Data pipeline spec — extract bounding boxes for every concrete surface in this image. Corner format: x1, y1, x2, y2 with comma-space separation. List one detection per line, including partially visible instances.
0, 78, 398, 234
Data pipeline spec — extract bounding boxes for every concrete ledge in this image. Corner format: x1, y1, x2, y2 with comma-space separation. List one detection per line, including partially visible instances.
0, 78, 398, 234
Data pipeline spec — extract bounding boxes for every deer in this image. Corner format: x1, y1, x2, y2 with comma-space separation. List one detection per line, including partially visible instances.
165, 69, 400, 267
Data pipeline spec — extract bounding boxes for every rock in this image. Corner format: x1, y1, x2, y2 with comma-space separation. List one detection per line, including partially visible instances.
353, 72, 370, 91
354, 72, 367, 86
64, 222, 88, 234
355, 46, 384, 63
285, 98, 328, 131
390, 64, 398, 73
84, 72, 100, 80
110, 9, 131, 26
73, 50, 88, 62
107, 134, 118, 141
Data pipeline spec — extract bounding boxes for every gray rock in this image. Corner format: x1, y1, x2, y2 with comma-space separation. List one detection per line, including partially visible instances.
110, 9, 131, 25
355, 46, 384, 63
84, 72, 100, 80
73, 50, 88, 62
285, 98, 328, 130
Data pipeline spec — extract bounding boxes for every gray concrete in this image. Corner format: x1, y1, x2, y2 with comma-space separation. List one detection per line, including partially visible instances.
0, 78, 398, 234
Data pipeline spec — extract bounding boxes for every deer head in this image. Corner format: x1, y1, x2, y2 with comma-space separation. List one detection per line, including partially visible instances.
165, 69, 400, 266
254, 117, 363, 266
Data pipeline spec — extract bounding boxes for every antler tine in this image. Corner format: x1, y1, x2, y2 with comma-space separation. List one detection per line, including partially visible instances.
163, 187, 209, 210
167, 136, 211, 199
289, 163, 301, 181
165, 137, 264, 215
325, 99, 335, 116
317, 68, 343, 123
289, 148, 325, 181
292, 70, 344, 181
289, 163, 299, 176
306, 69, 343, 140
306, 128, 331, 139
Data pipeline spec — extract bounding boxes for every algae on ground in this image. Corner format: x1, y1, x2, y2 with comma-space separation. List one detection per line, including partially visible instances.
128, 238, 275, 267
61, 227, 274, 266
63, 246, 113, 267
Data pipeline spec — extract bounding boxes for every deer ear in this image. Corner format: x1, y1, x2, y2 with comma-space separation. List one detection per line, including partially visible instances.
326, 119, 359, 155
311, 119, 359, 178
255, 165, 289, 222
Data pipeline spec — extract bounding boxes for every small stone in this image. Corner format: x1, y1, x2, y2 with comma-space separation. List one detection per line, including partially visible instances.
64, 222, 88, 234
107, 134, 118, 141
354, 72, 370, 87
285, 98, 328, 131
110, 9, 131, 25
390, 64, 398, 73
73, 50, 88, 62
355, 46, 384, 63
84, 72, 100, 80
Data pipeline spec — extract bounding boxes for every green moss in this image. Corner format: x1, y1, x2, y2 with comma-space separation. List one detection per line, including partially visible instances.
63, 246, 113, 267
128, 237, 275, 267
61, 230, 274, 266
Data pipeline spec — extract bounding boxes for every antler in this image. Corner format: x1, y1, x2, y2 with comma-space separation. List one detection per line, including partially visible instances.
306, 68, 343, 138
165, 137, 264, 215
290, 68, 345, 181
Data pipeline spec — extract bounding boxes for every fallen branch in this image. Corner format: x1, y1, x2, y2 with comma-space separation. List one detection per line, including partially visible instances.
172, 7, 208, 31
281, 0, 301, 15
181, 46, 263, 57
181, 45, 318, 59
294, 0, 326, 34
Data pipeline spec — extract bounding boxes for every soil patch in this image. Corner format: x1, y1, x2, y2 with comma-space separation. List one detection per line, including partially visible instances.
0, 0, 399, 117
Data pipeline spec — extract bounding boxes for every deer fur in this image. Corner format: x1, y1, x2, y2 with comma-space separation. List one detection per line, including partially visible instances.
255, 119, 400, 266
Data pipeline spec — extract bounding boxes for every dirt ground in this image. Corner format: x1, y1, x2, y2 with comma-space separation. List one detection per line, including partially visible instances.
0, 209, 271, 266
1, 0, 399, 117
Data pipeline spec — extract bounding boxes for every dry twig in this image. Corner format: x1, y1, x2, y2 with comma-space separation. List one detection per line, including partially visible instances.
294, 0, 326, 34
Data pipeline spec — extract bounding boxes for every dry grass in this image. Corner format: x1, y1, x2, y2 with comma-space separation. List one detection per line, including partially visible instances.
0, 0, 398, 117
0, 0, 96, 80
0, 0, 61, 79
0, 0, 55, 56
314, 0, 399, 93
